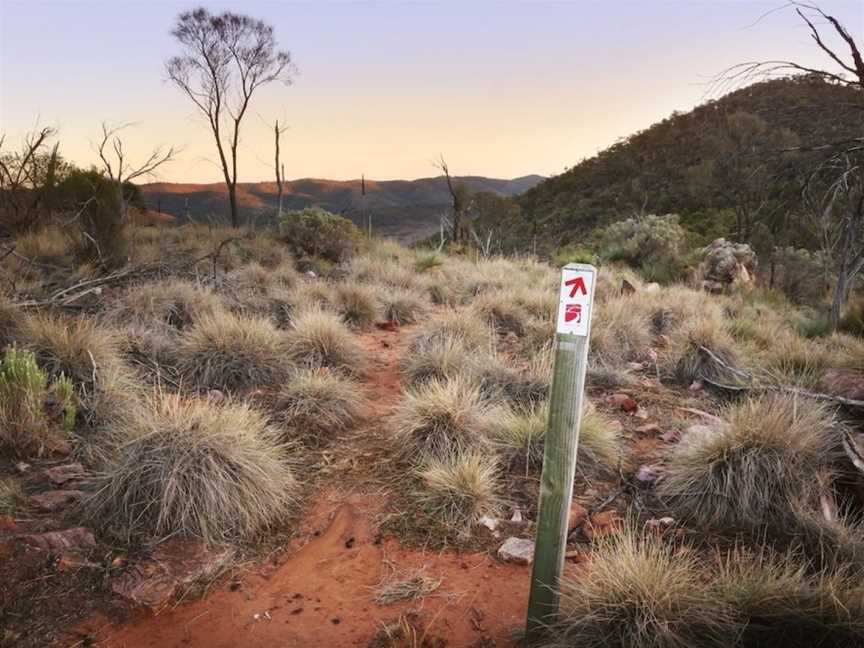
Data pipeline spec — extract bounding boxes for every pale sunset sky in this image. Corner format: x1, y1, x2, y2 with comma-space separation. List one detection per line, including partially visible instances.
1, 0, 861, 183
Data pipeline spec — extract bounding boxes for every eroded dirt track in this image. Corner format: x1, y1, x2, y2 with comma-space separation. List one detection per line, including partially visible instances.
77, 324, 530, 647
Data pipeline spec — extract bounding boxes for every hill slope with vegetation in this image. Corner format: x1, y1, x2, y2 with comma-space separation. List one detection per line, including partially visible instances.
474, 77, 862, 253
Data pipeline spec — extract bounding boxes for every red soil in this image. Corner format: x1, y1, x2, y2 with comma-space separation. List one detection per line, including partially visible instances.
78, 324, 531, 647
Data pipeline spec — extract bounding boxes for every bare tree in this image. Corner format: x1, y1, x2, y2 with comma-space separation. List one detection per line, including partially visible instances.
434, 155, 470, 245
273, 119, 289, 221
0, 126, 59, 232
96, 122, 176, 222
166, 8, 295, 228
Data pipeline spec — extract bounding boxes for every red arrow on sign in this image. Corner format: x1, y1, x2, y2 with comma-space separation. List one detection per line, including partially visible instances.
564, 276, 587, 298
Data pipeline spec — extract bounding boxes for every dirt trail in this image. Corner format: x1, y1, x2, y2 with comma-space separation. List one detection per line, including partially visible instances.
79, 324, 530, 647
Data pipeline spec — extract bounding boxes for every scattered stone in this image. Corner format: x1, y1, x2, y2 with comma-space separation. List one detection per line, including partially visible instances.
584, 511, 621, 541
375, 320, 399, 332
689, 380, 704, 392
479, 516, 500, 533
643, 282, 661, 293
660, 428, 681, 443
510, 507, 524, 523
626, 362, 645, 371
46, 438, 73, 457
112, 539, 233, 609
634, 408, 649, 420
698, 239, 757, 291
207, 389, 226, 404
635, 423, 661, 434
57, 554, 101, 572
635, 465, 659, 486
567, 501, 588, 532
14, 461, 30, 475
23, 527, 96, 553
497, 537, 534, 565
564, 550, 589, 562
0, 515, 18, 534
621, 279, 637, 295
29, 490, 85, 512
305, 270, 317, 278
608, 393, 638, 412
646, 517, 676, 534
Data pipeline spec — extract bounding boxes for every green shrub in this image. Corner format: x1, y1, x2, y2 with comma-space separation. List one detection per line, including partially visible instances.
771, 247, 827, 305
0, 346, 73, 456
840, 299, 864, 337
597, 214, 688, 277
279, 207, 360, 263
551, 245, 598, 267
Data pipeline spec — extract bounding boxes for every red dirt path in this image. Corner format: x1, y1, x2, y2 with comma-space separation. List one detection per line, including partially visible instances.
78, 324, 531, 647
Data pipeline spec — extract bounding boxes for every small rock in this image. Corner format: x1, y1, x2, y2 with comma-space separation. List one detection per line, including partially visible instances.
635, 423, 661, 434
643, 282, 661, 293
46, 438, 73, 456
14, 462, 30, 474
646, 517, 675, 532
207, 389, 226, 404
633, 408, 649, 420
660, 428, 681, 443
584, 511, 621, 541
23, 527, 96, 552
688, 380, 704, 392
621, 279, 637, 294
0, 515, 18, 534
497, 537, 535, 565
568, 501, 588, 532
305, 270, 317, 278
510, 508, 523, 523
564, 550, 589, 562
30, 490, 85, 512
479, 516, 499, 533
635, 465, 659, 485
626, 362, 645, 371
57, 554, 101, 572
608, 393, 638, 412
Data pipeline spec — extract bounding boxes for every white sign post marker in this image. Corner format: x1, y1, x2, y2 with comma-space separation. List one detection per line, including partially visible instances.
526, 263, 597, 642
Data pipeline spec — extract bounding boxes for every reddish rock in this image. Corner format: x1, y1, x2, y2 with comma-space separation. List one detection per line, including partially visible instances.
57, 554, 101, 572
42, 463, 85, 486
375, 320, 399, 332
23, 527, 96, 552
635, 465, 659, 485
584, 511, 621, 541
635, 423, 661, 434
567, 501, 588, 532
0, 515, 18, 534
564, 550, 589, 563
608, 393, 638, 412
29, 490, 85, 512
112, 539, 233, 609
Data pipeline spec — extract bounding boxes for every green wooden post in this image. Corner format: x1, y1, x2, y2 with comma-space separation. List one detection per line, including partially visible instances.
526, 263, 596, 643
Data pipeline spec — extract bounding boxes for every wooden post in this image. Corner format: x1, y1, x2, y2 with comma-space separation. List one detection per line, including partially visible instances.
526, 263, 596, 643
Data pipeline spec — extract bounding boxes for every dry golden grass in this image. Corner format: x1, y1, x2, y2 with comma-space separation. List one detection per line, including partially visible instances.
376, 286, 429, 325
471, 291, 530, 336
86, 392, 297, 545
590, 295, 653, 368
390, 376, 498, 461
401, 333, 475, 386
407, 310, 492, 355
269, 369, 365, 443
176, 311, 289, 392
284, 308, 368, 376
658, 395, 840, 535
335, 283, 380, 327
663, 315, 747, 388
105, 279, 223, 330
415, 450, 502, 533
19, 313, 124, 389
546, 527, 735, 648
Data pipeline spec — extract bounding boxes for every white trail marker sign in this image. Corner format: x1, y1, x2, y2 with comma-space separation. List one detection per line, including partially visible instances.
525, 263, 596, 642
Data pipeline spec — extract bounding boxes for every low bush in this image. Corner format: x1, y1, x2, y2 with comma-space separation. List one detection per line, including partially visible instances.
475, 356, 550, 408
279, 207, 360, 263
106, 279, 223, 330
471, 291, 530, 336
176, 311, 289, 392
86, 393, 297, 545
664, 316, 747, 389
269, 369, 364, 443
284, 309, 368, 376
334, 283, 380, 328
0, 346, 75, 457
401, 333, 475, 386
597, 214, 689, 279
408, 310, 491, 354
377, 286, 429, 325
590, 296, 653, 369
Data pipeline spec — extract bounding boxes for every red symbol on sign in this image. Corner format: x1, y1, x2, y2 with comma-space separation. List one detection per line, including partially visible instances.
564, 304, 582, 323
564, 276, 587, 298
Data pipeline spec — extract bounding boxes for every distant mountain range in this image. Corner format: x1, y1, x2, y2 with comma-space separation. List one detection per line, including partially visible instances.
140, 175, 544, 240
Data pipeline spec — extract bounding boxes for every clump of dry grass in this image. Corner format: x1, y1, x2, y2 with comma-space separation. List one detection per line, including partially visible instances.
390, 376, 498, 460
269, 369, 365, 443
408, 310, 491, 354
176, 311, 289, 392
761, 333, 832, 388
289, 280, 337, 312
491, 400, 621, 480
475, 354, 550, 408
106, 279, 223, 330
335, 283, 380, 328
545, 527, 735, 648
664, 316, 748, 389
373, 566, 441, 605
284, 309, 368, 376
0, 477, 26, 515
714, 550, 864, 648
471, 291, 530, 336
401, 333, 475, 386
415, 450, 503, 533
657, 395, 840, 535
19, 314, 124, 389
590, 295, 653, 368
377, 286, 429, 325
86, 393, 297, 545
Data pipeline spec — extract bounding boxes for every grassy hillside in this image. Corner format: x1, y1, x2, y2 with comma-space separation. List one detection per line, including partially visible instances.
477, 77, 862, 252
141, 174, 544, 241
